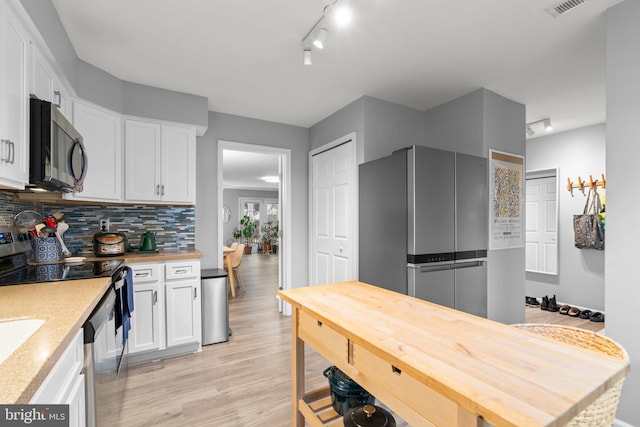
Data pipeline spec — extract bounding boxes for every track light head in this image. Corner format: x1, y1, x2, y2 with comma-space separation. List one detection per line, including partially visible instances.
526, 126, 535, 137
544, 118, 553, 132
313, 28, 328, 49
303, 50, 312, 65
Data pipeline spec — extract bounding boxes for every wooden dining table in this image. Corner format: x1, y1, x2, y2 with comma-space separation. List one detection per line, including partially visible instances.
223, 246, 236, 297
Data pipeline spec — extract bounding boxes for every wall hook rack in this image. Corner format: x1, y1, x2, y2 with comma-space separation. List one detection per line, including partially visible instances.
566, 174, 606, 194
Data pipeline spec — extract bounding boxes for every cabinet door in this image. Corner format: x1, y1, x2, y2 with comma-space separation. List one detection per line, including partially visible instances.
161, 124, 196, 204
69, 101, 122, 201
32, 47, 54, 102
124, 120, 162, 202
0, 3, 30, 188
62, 374, 86, 427
165, 279, 200, 347
129, 281, 163, 354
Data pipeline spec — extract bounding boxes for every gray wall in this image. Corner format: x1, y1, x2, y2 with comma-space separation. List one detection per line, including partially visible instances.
309, 95, 425, 164
425, 89, 526, 324
482, 90, 527, 324
425, 89, 484, 155
223, 189, 278, 245
525, 124, 606, 310
606, 2, 640, 423
362, 97, 425, 162
310, 96, 365, 162
196, 111, 309, 288
19, 0, 208, 130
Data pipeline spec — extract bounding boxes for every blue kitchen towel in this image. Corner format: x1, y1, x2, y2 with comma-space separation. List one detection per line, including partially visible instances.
121, 267, 134, 345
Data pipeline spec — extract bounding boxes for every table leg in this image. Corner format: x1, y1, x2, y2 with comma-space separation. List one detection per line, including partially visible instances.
226, 254, 236, 298
291, 307, 305, 427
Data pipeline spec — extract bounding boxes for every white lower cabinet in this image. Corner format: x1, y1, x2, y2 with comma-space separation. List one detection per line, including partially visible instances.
165, 261, 201, 347
129, 278, 163, 354
128, 260, 201, 359
30, 329, 85, 427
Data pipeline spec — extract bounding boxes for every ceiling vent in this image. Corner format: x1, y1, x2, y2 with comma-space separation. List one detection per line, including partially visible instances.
546, 0, 587, 17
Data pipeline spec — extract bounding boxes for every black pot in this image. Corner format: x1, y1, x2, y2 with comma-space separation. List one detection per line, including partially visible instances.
323, 366, 375, 416
343, 404, 396, 427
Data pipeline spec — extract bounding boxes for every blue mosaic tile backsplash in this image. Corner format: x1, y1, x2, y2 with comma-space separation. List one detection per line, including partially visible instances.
0, 191, 195, 256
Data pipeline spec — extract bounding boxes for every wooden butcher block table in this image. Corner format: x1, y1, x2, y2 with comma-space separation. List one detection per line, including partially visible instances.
278, 281, 629, 427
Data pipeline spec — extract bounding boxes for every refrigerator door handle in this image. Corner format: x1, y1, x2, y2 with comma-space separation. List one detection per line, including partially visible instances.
409, 263, 453, 273
452, 260, 486, 270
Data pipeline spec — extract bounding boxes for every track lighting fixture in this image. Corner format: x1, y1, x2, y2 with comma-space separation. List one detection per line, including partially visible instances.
301, 0, 353, 64
313, 28, 328, 49
525, 118, 553, 137
526, 126, 535, 137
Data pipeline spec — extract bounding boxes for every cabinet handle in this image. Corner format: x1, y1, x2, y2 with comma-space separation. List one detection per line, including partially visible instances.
135, 271, 150, 278
53, 90, 61, 108
194, 288, 197, 300
1, 139, 10, 163
156, 184, 160, 195
153, 290, 158, 305
175, 269, 188, 274
161, 184, 165, 196
10, 141, 15, 165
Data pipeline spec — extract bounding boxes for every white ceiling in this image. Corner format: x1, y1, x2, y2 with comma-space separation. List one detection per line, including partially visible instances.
222, 150, 279, 190
52, 0, 620, 137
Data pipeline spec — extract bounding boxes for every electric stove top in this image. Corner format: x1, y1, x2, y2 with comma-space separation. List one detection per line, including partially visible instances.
0, 258, 123, 286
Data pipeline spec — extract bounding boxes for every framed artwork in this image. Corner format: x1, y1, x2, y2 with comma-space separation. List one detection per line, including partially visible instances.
489, 149, 524, 250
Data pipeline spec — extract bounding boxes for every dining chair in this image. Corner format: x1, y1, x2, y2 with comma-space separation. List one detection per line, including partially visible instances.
224, 244, 246, 294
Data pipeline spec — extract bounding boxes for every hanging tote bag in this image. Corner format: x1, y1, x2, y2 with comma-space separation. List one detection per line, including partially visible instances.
573, 188, 605, 250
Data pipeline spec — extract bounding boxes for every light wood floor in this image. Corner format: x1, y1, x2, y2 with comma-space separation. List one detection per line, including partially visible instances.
115, 254, 328, 426
113, 256, 603, 426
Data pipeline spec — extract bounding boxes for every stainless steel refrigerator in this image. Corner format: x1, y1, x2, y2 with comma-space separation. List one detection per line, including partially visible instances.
359, 145, 488, 317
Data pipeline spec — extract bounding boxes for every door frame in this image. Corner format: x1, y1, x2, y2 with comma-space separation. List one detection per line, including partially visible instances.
308, 132, 358, 285
217, 140, 292, 299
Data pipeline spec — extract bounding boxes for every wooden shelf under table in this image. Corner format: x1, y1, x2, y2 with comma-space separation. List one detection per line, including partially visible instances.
300, 386, 409, 427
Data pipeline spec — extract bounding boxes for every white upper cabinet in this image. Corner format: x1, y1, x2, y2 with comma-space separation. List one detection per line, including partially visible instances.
124, 119, 196, 204
32, 45, 70, 119
161, 124, 196, 204
0, 2, 30, 189
66, 100, 122, 202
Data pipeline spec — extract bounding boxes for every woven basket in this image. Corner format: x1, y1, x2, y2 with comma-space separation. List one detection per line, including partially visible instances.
512, 324, 628, 427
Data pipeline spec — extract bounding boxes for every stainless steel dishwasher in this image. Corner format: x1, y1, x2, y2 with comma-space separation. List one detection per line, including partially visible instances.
83, 266, 129, 427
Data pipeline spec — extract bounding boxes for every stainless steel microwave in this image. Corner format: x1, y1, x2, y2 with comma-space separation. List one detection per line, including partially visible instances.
29, 97, 87, 193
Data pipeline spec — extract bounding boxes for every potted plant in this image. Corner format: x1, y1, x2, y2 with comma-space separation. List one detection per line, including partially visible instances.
233, 215, 257, 254
260, 220, 279, 254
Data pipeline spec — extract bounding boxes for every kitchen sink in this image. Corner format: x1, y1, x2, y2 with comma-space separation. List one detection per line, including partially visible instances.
0, 319, 45, 365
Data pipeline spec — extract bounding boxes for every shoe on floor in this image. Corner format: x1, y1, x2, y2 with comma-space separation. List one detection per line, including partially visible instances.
559, 304, 571, 315
590, 312, 605, 322
541, 295, 549, 310
547, 295, 560, 312
526, 296, 540, 307
579, 309, 593, 319
568, 307, 581, 317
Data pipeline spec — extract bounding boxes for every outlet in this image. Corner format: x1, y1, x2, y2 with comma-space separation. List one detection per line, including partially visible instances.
99, 218, 110, 232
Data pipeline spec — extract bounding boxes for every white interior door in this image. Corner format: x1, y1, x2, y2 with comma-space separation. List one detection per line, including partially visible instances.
311, 140, 356, 285
526, 176, 558, 274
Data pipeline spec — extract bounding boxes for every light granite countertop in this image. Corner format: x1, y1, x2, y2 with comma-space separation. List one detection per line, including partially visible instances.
0, 249, 203, 404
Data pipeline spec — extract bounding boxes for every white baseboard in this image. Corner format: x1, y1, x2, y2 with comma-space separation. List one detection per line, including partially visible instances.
614, 419, 635, 427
